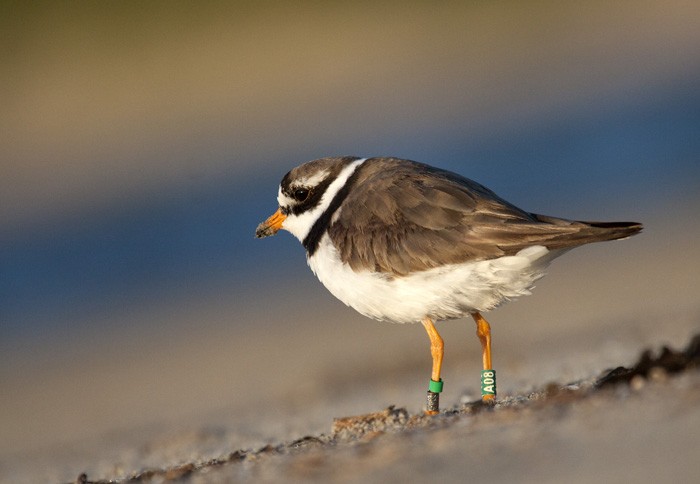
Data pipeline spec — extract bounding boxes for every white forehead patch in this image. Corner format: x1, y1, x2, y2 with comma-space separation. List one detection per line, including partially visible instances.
277, 186, 293, 207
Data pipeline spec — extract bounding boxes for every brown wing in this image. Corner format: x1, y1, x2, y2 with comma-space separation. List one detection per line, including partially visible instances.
327, 158, 640, 276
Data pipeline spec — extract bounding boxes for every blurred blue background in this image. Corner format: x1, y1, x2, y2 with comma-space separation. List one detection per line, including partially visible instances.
1, 1, 699, 475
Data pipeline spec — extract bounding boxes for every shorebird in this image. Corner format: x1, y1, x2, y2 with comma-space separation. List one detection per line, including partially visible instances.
256, 156, 642, 413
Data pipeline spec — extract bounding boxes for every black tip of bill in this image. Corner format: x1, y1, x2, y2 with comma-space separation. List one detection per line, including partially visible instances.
255, 223, 274, 238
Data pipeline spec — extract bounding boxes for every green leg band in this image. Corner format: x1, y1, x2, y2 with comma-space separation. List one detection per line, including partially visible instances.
481, 369, 496, 397
429, 379, 444, 393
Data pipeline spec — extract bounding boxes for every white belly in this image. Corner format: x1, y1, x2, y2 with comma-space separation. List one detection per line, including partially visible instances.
308, 235, 559, 323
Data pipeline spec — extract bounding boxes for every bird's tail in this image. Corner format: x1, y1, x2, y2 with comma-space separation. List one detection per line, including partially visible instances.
529, 214, 643, 249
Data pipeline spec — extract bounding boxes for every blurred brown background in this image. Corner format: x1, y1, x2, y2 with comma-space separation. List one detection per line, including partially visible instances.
1, 1, 699, 481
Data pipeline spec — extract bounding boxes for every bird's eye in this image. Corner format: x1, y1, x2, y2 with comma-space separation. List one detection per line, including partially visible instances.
293, 188, 310, 202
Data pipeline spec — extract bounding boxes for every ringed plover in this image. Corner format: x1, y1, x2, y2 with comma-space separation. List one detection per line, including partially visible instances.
256, 156, 642, 413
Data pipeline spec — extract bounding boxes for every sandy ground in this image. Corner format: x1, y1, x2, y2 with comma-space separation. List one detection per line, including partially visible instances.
3, 307, 699, 483
87, 335, 700, 484
27, 332, 700, 484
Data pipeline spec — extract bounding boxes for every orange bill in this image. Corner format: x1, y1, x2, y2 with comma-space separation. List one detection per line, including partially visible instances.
255, 208, 287, 238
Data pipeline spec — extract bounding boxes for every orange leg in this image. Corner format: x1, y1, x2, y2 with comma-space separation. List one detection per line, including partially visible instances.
471, 312, 496, 401
422, 317, 444, 414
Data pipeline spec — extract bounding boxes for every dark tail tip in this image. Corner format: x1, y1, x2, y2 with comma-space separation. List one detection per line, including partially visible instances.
586, 221, 643, 240
588, 221, 643, 231
587, 221, 642, 229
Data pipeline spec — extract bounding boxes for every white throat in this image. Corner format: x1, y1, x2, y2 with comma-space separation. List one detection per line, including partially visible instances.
281, 158, 367, 242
